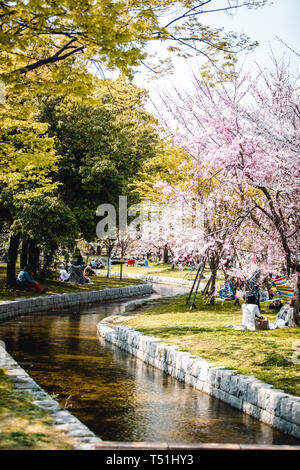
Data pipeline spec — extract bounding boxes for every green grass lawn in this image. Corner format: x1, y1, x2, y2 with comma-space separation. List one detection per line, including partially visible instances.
108, 261, 222, 281
109, 261, 201, 278
0, 264, 143, 302
117, 294, 300, 396
0, 369, 74, 450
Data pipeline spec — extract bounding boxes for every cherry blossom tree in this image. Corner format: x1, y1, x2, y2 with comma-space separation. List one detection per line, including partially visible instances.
150, 56, 299, 304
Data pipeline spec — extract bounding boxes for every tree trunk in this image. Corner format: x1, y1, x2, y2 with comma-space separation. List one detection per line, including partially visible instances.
257, 187, 294, 276
28, 239, 40, 276
208, 267, 217, 305
202, 275, 211, 295
163, 245, 168, 264
293, 266, 300, 327
6, 234, 20, 287
20, 239, 29, 269
107, 256, 111, 278
204, 255, 219, 305
40, 249, 55, 281
119, 248, 125, 281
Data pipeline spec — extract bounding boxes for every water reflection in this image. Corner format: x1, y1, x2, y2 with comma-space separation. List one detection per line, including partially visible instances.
0, 284, 299, 444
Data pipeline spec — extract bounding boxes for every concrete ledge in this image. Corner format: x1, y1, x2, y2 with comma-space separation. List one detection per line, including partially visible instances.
0, 283, 153, 321
98, 304, 300, 441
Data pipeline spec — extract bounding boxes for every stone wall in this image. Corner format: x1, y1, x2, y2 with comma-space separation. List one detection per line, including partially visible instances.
98, 304, 300, 441
0, 283, 153, 449
0, 283, 153, 321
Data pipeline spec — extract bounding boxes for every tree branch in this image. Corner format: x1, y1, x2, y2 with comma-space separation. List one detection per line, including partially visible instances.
14, 45, 85, 75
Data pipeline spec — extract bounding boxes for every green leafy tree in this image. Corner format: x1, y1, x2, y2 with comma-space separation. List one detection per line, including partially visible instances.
13, 194, 78, 279
1, 0, 266, 84
0, 102, 64, 285
39, 78, 162, 241
0, 0, 269, 287
0, 115, 58, 192
131, 144, 191, 201
0, 79, 82, 285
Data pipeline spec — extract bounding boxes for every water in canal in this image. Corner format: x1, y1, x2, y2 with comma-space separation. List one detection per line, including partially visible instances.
0, 284, 299, 445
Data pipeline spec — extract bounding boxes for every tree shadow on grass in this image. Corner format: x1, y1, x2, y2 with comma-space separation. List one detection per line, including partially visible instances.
257, 351, 293, 367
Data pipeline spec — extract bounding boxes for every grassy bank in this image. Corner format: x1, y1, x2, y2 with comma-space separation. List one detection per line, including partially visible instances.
108, 261, 225, 290
0, 369, 74, 450
117, 295, 300, 396
109, 261, 210, 279
0, 264, 143, 302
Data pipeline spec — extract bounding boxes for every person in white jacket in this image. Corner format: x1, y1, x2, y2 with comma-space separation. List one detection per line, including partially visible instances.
241, 295, 261, 331
59, 265, 70, 282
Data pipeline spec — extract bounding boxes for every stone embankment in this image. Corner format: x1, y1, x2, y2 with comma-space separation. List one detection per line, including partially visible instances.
0, 283, 153, 449
98, 298, 300, 441
0, 283, 153, 321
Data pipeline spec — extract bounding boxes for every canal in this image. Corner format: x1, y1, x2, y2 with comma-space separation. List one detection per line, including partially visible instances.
0, 284, 299, 445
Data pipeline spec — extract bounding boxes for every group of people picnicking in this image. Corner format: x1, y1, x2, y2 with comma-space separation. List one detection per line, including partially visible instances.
127, 256, 149, 267
220, 273, 296, 331
16, 249, 152, 294
220, 274, 284, 306
16, 250, 98, 294
238, 291, 295, 331
15, 254, 297, 331
171, 255, 199, 270
57, 250, 97, 285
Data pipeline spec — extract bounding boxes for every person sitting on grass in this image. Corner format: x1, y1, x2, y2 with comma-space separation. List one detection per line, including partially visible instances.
59, 265, 70, 282
275, 298, 294, 328
83, 263, 96, 279
17, 265, 47, 294
241, 294, 261, 331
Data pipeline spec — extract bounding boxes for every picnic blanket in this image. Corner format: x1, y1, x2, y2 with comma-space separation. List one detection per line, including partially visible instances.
272, 276, 294, 298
